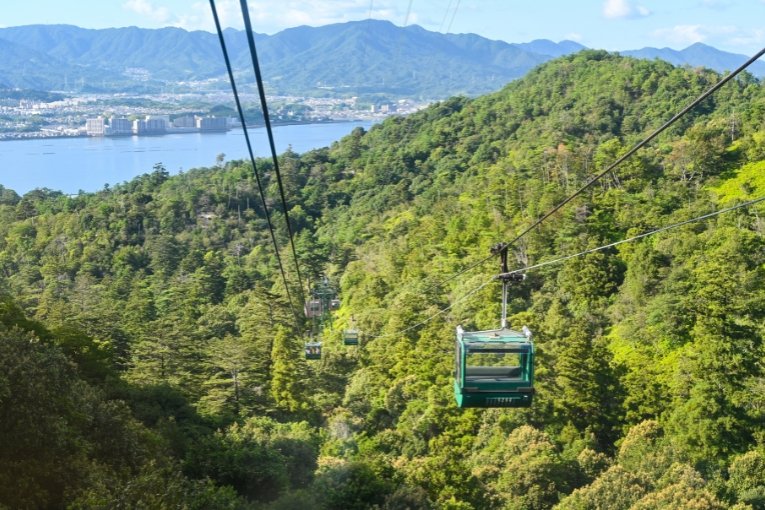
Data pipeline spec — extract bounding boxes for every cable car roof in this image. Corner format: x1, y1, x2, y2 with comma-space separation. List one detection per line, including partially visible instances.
457, 327, 530, 343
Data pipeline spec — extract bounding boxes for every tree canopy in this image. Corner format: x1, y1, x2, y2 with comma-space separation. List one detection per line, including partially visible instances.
1, 51, 765, 508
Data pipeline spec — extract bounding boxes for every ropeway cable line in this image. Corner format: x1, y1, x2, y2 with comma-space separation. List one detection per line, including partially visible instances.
429, 44, 765, 290
209, 0, 301, 324
371, 196, 765, 340
238, 0, 307, 306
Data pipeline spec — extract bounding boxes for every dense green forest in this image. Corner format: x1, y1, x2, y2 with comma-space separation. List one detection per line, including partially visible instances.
2, 50, 765, 509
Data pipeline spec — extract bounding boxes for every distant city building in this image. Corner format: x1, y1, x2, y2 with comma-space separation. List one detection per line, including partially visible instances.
133, 117, 166, 135
85, 116, 106, 136
146, 115, 170, 127
370, 104, 396, 113
172, 115, 196, 128
85, 114, 233, 137
145, 118, 166, 133
108, 117, 132, 136
196, 116, 227, 131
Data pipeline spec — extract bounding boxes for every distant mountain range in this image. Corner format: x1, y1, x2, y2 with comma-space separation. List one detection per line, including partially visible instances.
0, 20, 761, 98
621, 42, 765, 76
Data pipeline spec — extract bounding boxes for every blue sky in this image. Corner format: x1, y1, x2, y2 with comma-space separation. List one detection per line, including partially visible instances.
3, 0, 765, 55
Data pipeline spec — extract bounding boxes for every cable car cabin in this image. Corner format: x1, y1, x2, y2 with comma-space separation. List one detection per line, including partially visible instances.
454, 326, 534, 408
330, 298, 341, 311
304, 299, 322, 318
343, 329, 359, 346
304, 341, 322, 360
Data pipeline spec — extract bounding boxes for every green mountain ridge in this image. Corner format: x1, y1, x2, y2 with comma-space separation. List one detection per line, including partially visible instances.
1, 51, 765, 508
0, 21, 574, 96
1, 21, 763, 98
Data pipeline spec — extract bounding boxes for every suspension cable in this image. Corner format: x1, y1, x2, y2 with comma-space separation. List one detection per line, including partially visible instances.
446, 0, 461, 34
371, 196, 765, 340
438, 0, 454, 33
209, 0, 301, 324
429, 45, 765, 289
499, 196, 765, 277
238, 0, 306, 305
502, 47, 765, 249
368, 275, 496, 340
403, 0, 414, 26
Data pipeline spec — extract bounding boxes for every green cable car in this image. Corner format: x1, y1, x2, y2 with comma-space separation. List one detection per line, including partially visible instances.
343, 329, 359, 346
454, 325, 534, 408
454, 244, 534, 408
305, 341, 322, 360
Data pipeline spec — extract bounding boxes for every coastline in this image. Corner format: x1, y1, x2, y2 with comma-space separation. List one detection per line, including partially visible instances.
0, 118, 368, 143
0, 120, 376, 196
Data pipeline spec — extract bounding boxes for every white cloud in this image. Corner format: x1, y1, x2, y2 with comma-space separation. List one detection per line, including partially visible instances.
603, 0, 630, 18
603, 0, 651, 19
636, 5, 651, 16
163, 0, 414, 33
565, 32, 583, 42
173, 1, 240, 31
120, 0, 434, 34
652, 24, 706, 45
243, 0, 406, 31
122, 0, 171, 23
726, 29, 765, 50
651, 24, 751, 49
122, 0, 241, 32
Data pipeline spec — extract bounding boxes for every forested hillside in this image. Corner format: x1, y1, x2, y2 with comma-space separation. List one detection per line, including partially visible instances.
0, 21, 583, 96
2, 50, 765, 509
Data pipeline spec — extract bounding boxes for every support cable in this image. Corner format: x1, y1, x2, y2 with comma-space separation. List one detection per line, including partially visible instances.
238, 0, 306, 305
446, 0, 461, 34
430, 45, 765, 288
499, 196, 765, 277
209, 0, 301, 323
403, 0, 414, 27
439, 0, 454, 33
368, 275, 496, 340
500, 46, 765, 252
372, 196, 765, 340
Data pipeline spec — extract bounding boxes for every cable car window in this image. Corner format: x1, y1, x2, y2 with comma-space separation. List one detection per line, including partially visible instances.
465, 348, 522, 380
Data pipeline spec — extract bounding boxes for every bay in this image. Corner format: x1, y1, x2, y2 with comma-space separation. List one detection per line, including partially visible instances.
0, 121, 373, 195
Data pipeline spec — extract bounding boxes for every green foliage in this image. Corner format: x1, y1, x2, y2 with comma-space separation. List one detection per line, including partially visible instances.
556, 421, 730, 509
69, 461, 246, 510
711, 160, 765, 203
0, 322, 230, 509
312, 461, 392, 510
198, 334, 258, 419
1, 52, 765, 508
727, 450, 765, 509
185, 416, 320, 503
470, 425, 575, 509
270, 326, 306, 413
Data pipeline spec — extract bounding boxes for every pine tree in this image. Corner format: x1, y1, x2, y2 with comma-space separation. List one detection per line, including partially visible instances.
270, 326, 305, 413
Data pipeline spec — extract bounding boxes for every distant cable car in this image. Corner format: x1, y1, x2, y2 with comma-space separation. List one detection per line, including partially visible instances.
304, 299, 322, 318
343, 329, 359, 346
304, 341, 322, 360
454, 243, 534, 408
330, 298, 341, 310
